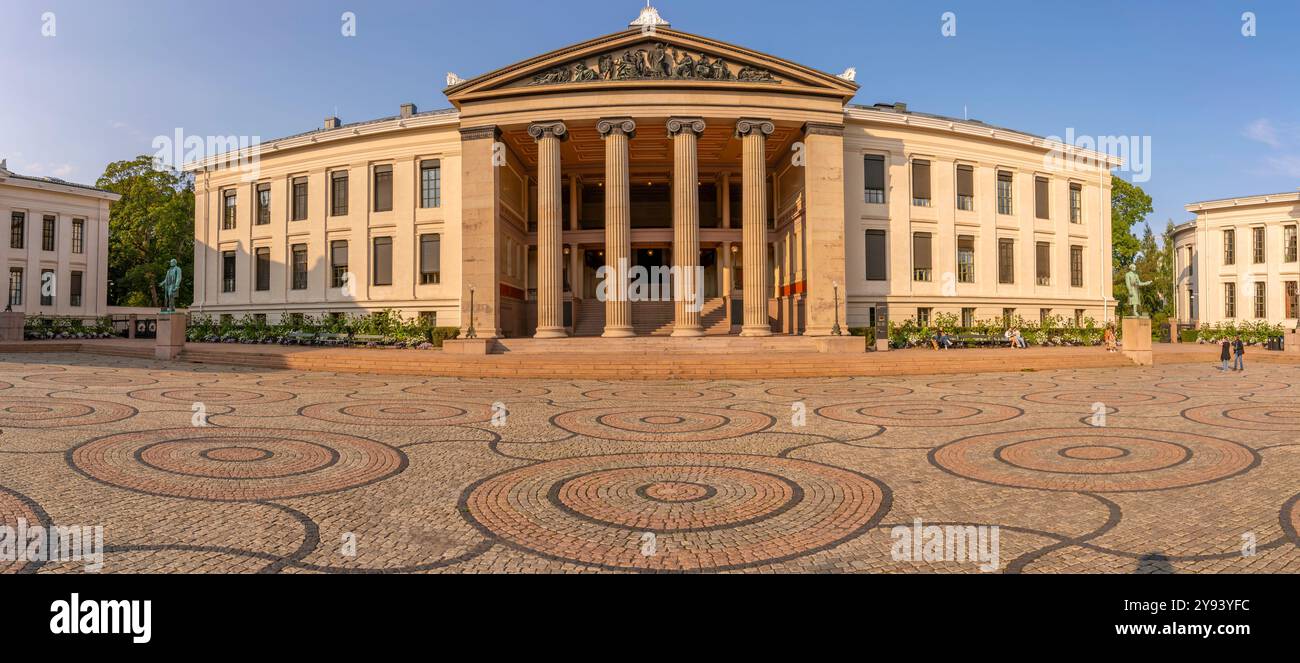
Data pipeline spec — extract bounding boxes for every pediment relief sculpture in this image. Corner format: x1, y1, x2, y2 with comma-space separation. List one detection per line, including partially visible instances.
528, 43, 778, 86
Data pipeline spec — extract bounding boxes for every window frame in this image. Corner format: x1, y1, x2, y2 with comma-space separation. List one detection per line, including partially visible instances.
996, 171, 1014, 215
997, 238, 1015, 284
10, 212, 24, 249
291, 244, 309, 291
373, 165, 394, 213
864, 229, 887, 281
41, 215, 56, 251
256, 183, 271, 225
956, 234, 975, 284
419, 160, 441, 209
372, 236, 393, 286
1070, 245, 1084, 288
222, 190, 237, 230
863, 154, 886, 204
330, 170, 349, 217
254, 246, 271, 292
71, 219, 84, 254
221, 250, 236, 293
419, 233, 441, 285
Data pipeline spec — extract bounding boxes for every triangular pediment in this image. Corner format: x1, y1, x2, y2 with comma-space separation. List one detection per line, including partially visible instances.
444, 28, 858, 105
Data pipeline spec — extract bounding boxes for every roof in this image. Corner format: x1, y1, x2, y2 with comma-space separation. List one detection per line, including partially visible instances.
0, 161, 121, 200
1185, 190, 1300, 212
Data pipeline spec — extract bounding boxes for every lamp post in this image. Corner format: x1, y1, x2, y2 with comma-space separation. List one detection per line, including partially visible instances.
466, 284, 477, 339
831, 280, 843, 336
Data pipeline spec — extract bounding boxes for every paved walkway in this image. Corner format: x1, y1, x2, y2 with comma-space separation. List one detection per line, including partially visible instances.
1, 352, 1297, 573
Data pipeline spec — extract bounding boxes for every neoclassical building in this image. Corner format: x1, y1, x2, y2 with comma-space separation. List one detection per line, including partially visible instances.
1177, 192, 1300, 327
188, 9, 1118, 338
1, 159, 116, 318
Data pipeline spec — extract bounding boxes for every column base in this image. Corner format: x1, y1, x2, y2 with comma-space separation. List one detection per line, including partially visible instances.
534, 327, 569, 339
602, 327, 636, 338
671, 327, 705, 338
740, 327, 773, 338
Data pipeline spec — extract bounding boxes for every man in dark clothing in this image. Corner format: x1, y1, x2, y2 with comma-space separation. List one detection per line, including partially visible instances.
1219, 340, 1231, 371
1232, 336, 1246, 371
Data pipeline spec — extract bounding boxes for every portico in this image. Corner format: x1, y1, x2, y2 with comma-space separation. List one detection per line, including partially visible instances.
447, 25, 856, 339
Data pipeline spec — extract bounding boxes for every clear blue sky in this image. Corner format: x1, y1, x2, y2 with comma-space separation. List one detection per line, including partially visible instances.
3, 0, 1298, 232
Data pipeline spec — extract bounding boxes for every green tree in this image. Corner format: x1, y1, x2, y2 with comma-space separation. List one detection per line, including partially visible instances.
96, 157, 194, 307
1111, 176, 1153, 314
1132, 221, 1174, 324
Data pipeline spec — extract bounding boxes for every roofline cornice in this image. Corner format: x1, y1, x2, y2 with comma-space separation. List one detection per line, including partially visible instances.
1, 175, 121, 202
1185, 191, 1300, 213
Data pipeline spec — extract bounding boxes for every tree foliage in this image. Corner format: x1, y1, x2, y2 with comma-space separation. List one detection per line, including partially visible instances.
1111, 176, 1154, 314
96, 156, 195, 307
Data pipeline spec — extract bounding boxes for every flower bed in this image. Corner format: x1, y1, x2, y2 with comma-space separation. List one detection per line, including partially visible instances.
186, 311, 459, 350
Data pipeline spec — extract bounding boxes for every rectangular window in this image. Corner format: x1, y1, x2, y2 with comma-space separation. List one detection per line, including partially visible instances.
1286, 225, 1298, 262
997, 171, 1013, 215
420, 233, 441, 285
998, 238, 1015, 284
1070, 245, 1084, 288
1040, 308, 1052, 325
420, 160, 441, 209
418, 311, 437, 327
957, 235, 975, 283
1075, 309, 1085, 326
255, 247, 271, 291
70, 271, 82, 307
1069, 183, 1082, 223
1034, 177, 1050, 220
40, 269, 54, 306
42, 215, 55, 251
1254, 282, 1267, 319
911, 159, 931, 207
330, 241, 348, 289
956, 165, 974, 211
961, 307, 975, 328
256, 183, 271, 225
373, 165, 393, 212
292, 177, 309, 222
223, 191, 237, 230
222, 251, 236, 293
865, 230, 886, 281
1286, 281, 1298, 319
254, 313, 267, 326
331, 171, 349, 217
1224, 282, 1236, 318
917, 307, 931, 327
1002, 308, 1015, 328
372, 237, 393, 286
1252, 227, 1265, 264
10, 212, 24, 249
71, 219, 84, 254
292, 244, 308, 291
912, 232, 932, 282
1223, 229, 1235, 265
864, 155, 885, 204
1036, 242, 1051, 286
7, 268, 22, 307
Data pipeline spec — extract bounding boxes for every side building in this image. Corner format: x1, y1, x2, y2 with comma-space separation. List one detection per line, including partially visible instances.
0, 159, 117, 318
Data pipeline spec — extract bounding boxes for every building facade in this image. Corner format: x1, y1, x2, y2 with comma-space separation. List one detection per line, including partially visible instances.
1179, 192, 1300, 327
188, 12, 1117, 337
0, 159, 116, 318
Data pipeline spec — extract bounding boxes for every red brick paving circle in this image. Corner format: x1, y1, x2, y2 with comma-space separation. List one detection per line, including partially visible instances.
299, 401, 491, 427
402, 383, 551, 400
0, 486, 45, 574
552, 407, 774, 442
928, 377, 1057, 393
0, 397, 137, 429
582, 387, 736, 402
128, 387, 296, 405
24, 372, 159, 388
817, 401, 1022, 427
1023, 389, 1188, 406
257, 376, 388, 390
765, 382, 913, 400
463, 453, 889, 571
1183, 403, 1300, 431
69, 427, 407, 501
1155, 379, 1291, 393
931, 428, 1258, 492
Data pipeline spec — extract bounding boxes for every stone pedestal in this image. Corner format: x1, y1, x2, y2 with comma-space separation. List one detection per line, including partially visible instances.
0, 311, 24, 342
1122, 317, 1153, 366
1169, 321, 1181, 343
812, 336, 863, 354
443, 338, 495, 355
1286, 329, 1299, 354
155, 313, 188, 361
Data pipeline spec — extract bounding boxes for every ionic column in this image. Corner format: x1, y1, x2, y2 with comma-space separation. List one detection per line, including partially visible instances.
529, 121, 568, 339
668, 117, 706, 337
737, 118, 774, 337
598, 118, 636, 337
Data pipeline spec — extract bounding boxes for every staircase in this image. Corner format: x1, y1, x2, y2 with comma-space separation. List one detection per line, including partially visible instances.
574, 298, 728, 336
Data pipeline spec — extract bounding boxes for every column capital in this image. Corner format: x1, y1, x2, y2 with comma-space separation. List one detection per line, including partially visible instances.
527, 121, 568, 141
596, 117, 637, 140
802, 122, 844, 137
666, 117, 706, 136
735, 118, 775, 138
459, 125, 500, 141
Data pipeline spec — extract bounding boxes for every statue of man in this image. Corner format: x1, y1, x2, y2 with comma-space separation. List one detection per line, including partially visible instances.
160, 258, 182, 313
1124, 264, 1152, 317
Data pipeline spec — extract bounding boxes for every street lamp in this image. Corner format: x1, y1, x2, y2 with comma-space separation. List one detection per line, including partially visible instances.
831, 280, 843, 336
466, 284, 477, 339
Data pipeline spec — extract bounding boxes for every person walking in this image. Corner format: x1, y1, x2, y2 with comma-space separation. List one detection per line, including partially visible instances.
1232, 336, 1246, 371
1219, 339, 1231, 371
